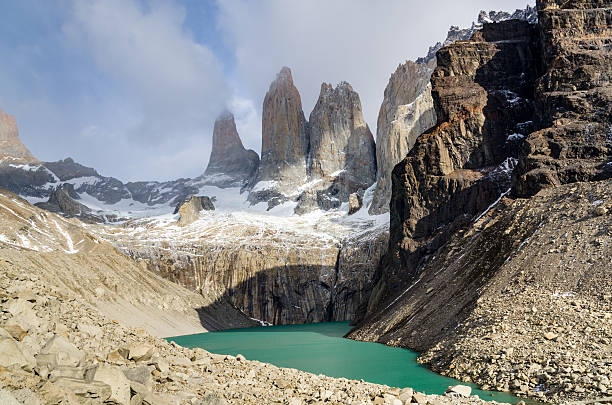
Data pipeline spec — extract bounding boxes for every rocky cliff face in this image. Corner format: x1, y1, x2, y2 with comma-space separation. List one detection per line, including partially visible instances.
293, 82, 377, 214
0, 108, 36, 163
369, 62, 437, 214
369, 6, 539, 215
98, 214, 388, 326
174, 195, 215, 226
203, 111, 259, 188
250, 67, 309, 204
366, 20, 540, 309
513, 0, 612, 196
308, 82, 376, 193
350, 2, 611, 402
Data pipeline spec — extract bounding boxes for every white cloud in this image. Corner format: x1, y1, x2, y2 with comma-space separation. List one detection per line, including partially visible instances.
60, 0, 229, 180
217, 0, 534, 132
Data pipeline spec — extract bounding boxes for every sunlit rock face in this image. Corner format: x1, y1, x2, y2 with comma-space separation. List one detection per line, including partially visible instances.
249, 67, 310, 206
204, 111, 259, 188
307, 81, 376, 201
0, 108, 37, 163
369, 61, 437, 215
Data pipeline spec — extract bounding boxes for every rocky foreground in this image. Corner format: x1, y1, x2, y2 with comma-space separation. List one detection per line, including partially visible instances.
0, 195, 506, 405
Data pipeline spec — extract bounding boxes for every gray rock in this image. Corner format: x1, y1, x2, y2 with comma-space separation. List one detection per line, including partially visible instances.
308, 82, 376, 202
250, 67, 309, 201
175, 195, 215, 226
92, 364, 131, 405
446, 385, 472, 397
0, 336, 36, 371
123, 365, 153, 388
53, 377, 112, 401
203, 111, 259, 188
0, 388, 22, 405
40, 335, 85, 367
348, 193, 363, 215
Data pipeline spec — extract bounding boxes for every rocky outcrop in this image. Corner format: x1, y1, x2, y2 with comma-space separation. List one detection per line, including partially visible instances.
350, 179, 612, 403
364, 19, 540, 317
512, 0, 612, 196
369, 62, 437, 214
203, 111, 259, 188
369, 6, 539, 215
307, 82, 376, 199
174, 195, 215, 226
0, 108, 36, 163
250, 67, 309, 204
34, 184, 102, 223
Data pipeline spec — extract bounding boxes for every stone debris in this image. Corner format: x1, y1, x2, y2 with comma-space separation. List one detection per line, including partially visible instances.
0, 262, 511, 405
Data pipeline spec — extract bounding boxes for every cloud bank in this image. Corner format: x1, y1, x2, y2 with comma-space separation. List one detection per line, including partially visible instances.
0, 0, 534, 181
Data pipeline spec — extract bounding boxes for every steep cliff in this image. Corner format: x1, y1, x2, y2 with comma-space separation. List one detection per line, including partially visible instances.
203, 111, 259, 188
370, 6, 539, 215
350, 2, 611, 402
513, 0, 612, 196
0, 108, 36, 163
294, 82, 377, 213
250, 67, 309, 206
366, 20, 540, 310
369, 62, 437, 214
97, 213, 388, 326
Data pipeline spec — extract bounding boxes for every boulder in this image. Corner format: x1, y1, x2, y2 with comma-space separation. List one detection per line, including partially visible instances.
40, 335, 85, 367
3, 323, 27, 341
53, 377, 112, 401
446, 385, 472, 397
127, 343, 155, 362
123, 365, 153, 388
0, 336, 36, 371
92, 364, 131, 405
175, 196, 215, 226
348, 193, 363, 215
5, 299, 40, 332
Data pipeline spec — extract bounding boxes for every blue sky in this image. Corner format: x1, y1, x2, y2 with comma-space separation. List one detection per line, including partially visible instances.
0, 0, 533, 181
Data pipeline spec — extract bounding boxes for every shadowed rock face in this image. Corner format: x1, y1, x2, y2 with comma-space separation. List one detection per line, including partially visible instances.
366, 19, 540, 313
253, 67, 309, 198
204, 111, 259, 188
0, 108, 36, 162
513, 0, 612, 196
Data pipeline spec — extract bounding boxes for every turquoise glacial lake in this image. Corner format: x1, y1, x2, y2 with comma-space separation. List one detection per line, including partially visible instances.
168, 322, 526, 403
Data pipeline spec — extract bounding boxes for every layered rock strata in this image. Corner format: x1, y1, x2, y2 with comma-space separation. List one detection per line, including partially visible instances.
370, 6, 539, 215
0, 108, 36, 163
98, 215, 389, 326
513, 0, 612, 196
250, 67, 309, 205
366, 20, 540, 310
203, 111, 259, 188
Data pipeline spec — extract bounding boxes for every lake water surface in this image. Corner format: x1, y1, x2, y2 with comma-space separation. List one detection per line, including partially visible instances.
168, 322, 526, 403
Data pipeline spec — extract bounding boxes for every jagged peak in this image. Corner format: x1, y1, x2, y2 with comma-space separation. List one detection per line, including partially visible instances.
216, 109, 234, 122
275, 66, 294, 84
